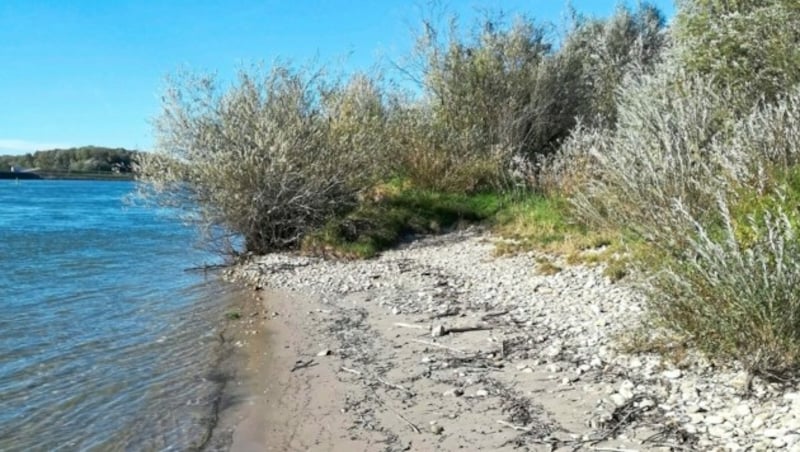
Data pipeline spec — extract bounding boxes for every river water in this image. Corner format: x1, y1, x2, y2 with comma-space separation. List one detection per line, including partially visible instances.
0, 180, 235, 450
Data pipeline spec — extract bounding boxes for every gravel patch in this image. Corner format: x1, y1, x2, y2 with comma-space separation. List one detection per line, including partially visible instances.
229, 228, 800, 451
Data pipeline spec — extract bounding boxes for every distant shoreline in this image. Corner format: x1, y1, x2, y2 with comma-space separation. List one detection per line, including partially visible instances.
0, 171, 135, 181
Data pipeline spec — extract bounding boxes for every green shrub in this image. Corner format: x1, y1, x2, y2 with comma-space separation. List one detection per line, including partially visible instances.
562, 68, 737, 250
650, 197, 800, 373
136, 65, 389, 254
560, 3, 667, 126
560, 50, 800, 371
674, 0, 800, 107
400, 5, 666, 192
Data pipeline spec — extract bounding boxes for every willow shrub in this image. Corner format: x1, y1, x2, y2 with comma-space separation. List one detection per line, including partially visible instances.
136, 65, 390, 254
560, 59, 800, 371
400, 4, 667, 192
674, 0, 800, 109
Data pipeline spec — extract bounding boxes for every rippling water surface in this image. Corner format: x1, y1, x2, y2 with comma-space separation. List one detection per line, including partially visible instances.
0, 180, 234, 450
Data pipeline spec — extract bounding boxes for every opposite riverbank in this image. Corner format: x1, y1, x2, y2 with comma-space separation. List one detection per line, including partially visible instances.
215, 229, 800, 451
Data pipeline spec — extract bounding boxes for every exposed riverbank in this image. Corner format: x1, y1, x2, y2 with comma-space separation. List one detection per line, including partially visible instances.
220, 229, 800, 451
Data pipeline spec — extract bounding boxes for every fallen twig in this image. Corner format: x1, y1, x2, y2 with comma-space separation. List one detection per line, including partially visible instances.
411, 339, 465, 354
290, 359, 316, 372
497, 420, 531, 432
481, 310, 510, 321
340, 367, 362, 376
393, 322, 426, 330
429, 308, 461, 320
377, 376, 415, 396
371, 388, 421, 434
643, 444, 696, 451
446, 324, 492, 334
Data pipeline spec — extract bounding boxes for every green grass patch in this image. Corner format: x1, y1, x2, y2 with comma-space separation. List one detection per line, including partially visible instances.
225, 311, 241, 320
493, 193, 620, 259
302, 184, 504, 258
302, 184, 628, 273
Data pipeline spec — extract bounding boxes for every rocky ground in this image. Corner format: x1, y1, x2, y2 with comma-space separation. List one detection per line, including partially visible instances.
224, 228, 800, 451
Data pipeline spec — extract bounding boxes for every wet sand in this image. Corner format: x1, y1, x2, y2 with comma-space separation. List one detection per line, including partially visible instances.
209, 289, 382, 451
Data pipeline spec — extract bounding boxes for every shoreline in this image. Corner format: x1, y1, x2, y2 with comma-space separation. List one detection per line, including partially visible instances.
217, 229, 800, 451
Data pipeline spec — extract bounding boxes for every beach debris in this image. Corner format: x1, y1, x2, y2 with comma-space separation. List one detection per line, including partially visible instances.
431, 323, 491, 337
429, 307, 461, 320
290, 359, 316, 372
430, 422, 444, 434
443, 387, 464, 397
411, 339, 465, 354
317, 348, 331, 357
393, 322, 426, 330
497, 419, 531, 432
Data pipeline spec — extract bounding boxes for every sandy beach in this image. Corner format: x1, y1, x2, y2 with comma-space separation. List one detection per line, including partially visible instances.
211, 229, 800, 451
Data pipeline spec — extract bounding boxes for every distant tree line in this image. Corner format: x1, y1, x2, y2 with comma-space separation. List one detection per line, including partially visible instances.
0, 146, 140, 173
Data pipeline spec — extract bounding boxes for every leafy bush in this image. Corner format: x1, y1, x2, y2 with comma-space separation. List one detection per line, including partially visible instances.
136, 65, 389, 254
560, 3, 667, 126
386, 105, 510, 192
398, 4, 666, 192
562, 68, 736, 249
650, 197, 800, 373
559, 51, 800, 371
674, 0, 800, 106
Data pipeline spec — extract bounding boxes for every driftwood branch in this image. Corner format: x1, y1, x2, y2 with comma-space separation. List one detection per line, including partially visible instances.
429, 308, 461, 319
497, 420, 531, 432
290, 359, 316, 372
340, 367, 415, 396
446, 324, 492, 334
340, 367, 362, 376
411, 339, 465, 354
393, 322, 426, 330
377, 376, 415, 396
481, 310, 510, 321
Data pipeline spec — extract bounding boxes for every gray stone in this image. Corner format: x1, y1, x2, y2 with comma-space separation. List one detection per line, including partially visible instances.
618, 386, 635, 401
610, 393, 628, 407
708, 425, 731, 438
547, 364, 562, 373
786, 434, 800, 447
763, 428, 786, 438
752, 411, 770, 430
705, 415, 725, 425
316, 349, 331, 356
431, 324, 446, 337
733, 404, 752, 417
544, 345, 562, 359
443, 388, 464, 397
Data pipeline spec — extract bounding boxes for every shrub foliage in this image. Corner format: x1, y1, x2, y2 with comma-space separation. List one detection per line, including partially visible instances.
137, 66, 388, 254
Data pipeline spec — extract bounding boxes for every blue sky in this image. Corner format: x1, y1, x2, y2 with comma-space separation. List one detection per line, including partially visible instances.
0, 0, 674, 154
